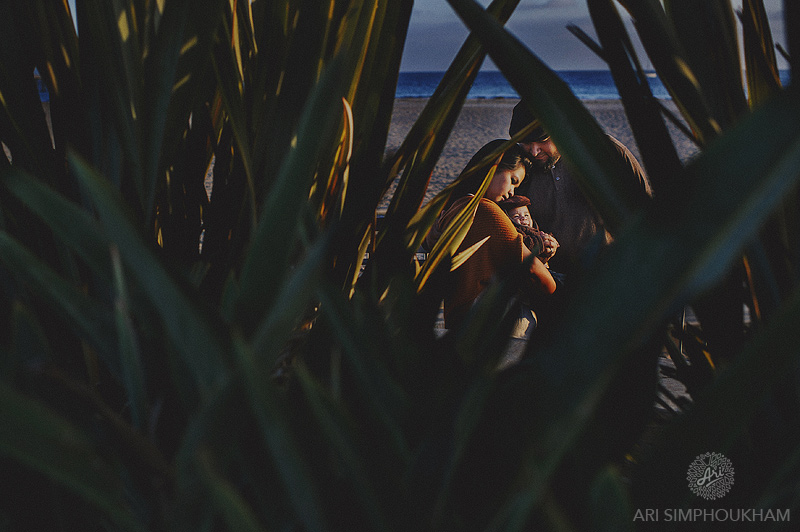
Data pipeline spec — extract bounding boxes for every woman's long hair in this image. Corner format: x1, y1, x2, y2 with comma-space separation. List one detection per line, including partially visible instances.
444, 139, 531, 211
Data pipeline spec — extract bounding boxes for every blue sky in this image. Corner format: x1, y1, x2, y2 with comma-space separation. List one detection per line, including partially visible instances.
400, 0, 788, 71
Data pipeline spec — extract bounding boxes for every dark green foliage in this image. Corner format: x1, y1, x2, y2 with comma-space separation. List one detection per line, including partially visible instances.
0, 0, 798, 530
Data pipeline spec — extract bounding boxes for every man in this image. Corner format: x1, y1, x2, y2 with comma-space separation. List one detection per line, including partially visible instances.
509, 101, 651, 275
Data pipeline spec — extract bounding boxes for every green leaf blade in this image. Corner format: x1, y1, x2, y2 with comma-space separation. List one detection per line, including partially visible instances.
0, 382, 144, 531
68, 151, 228, 398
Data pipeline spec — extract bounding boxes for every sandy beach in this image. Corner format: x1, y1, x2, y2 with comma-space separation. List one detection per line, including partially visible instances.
383, 98, 698, 210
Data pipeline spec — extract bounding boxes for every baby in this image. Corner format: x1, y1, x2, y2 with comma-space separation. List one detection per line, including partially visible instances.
497, 195, 559, 265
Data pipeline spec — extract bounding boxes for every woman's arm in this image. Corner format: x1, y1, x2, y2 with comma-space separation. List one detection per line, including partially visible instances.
522, 245, 557, 294
478, 199, 557, 295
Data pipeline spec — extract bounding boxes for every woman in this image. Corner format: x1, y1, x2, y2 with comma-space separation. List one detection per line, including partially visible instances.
425, 139, 557, 331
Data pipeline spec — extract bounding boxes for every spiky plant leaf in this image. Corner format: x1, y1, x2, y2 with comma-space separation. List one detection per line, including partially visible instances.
212, 8, 256, 226
78, 0, 146, 203
195, 448, 267, 532
741, 0, 782, 107
8, 301, 52, 376
249, 224, 330, 366
616, 0, 720, 145
317, 281, 412, 463
110, 244, 148, 430
69, 151, 228, 397
235, 56, 348, 331
250, 0, 334, 206
589, 466, 634, 532
665, 0, 748, 125
0, 232, 118, 370
309, 97, 352, 226
293, 361, 393, 531
327, 0, 414, 292
0, 382, 143, 531
2, 168, 113, 282
233, 335, 330, 532
138, 0, 206, 220
586, 0, 683, 195
154, 0, 226, 193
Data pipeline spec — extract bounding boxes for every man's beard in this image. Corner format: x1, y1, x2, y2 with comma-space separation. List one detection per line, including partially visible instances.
533, 153, 559, 171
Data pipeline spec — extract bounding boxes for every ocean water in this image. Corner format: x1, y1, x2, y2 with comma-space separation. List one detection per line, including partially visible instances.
396, 69, 792, 100
34, 70, 791, 102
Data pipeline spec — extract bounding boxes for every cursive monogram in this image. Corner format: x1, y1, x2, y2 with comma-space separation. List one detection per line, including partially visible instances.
695, 465, 724, 487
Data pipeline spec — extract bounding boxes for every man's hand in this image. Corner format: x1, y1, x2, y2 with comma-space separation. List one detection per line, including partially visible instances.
538, 232, 559, 263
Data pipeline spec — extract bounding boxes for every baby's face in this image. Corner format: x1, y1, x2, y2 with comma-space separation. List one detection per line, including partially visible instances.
507, 206, 533, 228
